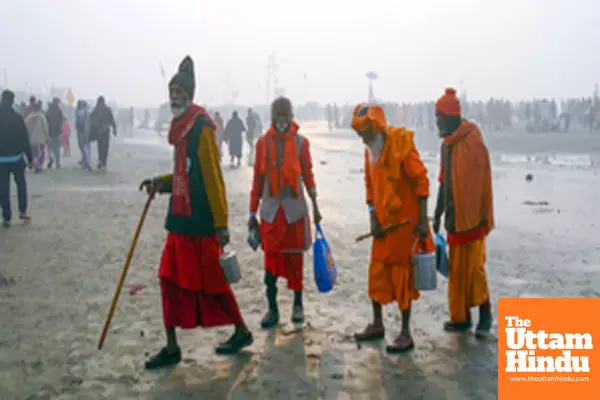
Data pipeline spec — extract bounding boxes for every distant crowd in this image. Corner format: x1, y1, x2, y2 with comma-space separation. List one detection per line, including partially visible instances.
15, 95, 117, 172
322, 96, 600, 134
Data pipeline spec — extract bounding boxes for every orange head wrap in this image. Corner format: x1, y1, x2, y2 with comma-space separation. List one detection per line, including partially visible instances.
436, 88, 461, 117
351, 104, 387, 133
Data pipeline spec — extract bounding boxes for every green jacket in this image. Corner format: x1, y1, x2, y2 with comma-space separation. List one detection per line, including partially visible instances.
159, 117, 227, 236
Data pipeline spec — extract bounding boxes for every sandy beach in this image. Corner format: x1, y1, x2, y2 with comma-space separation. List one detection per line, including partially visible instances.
1, 122, 599, 399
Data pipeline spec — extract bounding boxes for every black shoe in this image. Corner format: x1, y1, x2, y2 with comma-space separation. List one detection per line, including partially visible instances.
2, 221, 10, 228
144, 347, 181, 370
261, 309, 280, 329
475, 314, 492, 338
291, 305, 305, 323
215, 331, 253, 355
444, 320, 473, 332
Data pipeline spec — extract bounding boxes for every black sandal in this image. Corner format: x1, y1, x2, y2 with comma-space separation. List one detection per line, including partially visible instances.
386, 335, 414, 353
215, 331, 254, 355
354, 324, 385, 341
145, 347, 181, 370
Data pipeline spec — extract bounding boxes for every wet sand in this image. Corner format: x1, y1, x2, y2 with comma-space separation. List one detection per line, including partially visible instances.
1, 123, 599, 399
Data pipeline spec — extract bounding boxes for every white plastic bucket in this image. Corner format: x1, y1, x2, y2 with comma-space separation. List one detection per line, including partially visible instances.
220, 247, 241, 284
412, 240, 437, 291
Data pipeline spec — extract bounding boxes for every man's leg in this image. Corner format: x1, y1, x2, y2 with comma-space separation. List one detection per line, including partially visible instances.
146, 276, 182, 370
104, 134, 111, 167
355, 260, 388, 341
0, 163, 11, 225
355, 301, 385, 341
98, 134, 108, 168
445, 239, 490, 333
47, 141, 54, 168
386, 304, 415, 353
52, 137, 61, 168
77, 131, 85, 164
214, 289, 254, 355
165, 327, 179, 353
285, 253, 305, 323
261, 266, 279, 329
145, 326, 181, 370
83, 138, 92, 170
445, 243, 472, 332
11, 159, 29, 219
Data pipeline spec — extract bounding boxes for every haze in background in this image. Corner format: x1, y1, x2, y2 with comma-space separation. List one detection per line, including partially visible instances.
1, 0, 598, 106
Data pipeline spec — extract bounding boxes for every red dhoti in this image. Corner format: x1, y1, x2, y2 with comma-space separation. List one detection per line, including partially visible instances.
158, 232, 243, 329
260, 208, 311, 291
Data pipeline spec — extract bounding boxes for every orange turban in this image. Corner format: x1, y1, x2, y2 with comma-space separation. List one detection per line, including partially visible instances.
351, 104, 387, 133
436, 88, 461, 117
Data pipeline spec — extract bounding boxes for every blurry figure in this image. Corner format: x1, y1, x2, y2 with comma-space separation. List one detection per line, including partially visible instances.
128, 107, 135, 133
61, 117, 71, 157
213, 111, 224, 159
325, 104, 333, 131
24, 96, 36, 119
17, 102, 27, 116
0, 90, 32, 227
246, 108, 258, 165
24, 100, 50, 172
46, 98, 64, 169
90, 96, 117, 171
141, 108, 150, 129
540, 99, 551, 132
225, 111, 245, 168
75, 100, 92, 170
333, 103, 340, 129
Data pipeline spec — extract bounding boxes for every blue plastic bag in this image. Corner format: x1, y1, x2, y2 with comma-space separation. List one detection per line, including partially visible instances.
434, 233, 449, 278
313, 224, 337, 293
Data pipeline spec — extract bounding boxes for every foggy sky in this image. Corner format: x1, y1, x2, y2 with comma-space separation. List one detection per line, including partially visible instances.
2, 0, 599, 107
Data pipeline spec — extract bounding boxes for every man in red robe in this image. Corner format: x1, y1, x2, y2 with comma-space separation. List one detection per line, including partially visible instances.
140, 56, 253, 370
248, 97, 322, 328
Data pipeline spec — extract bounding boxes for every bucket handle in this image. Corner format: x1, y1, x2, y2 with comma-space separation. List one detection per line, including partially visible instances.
316, 223, 324, 237
412, 236, 429, 254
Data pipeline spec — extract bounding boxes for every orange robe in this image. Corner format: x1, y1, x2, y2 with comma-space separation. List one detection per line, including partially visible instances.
440, 120, 494, 322
365, 127, 434, 311
249, 126, 316, 291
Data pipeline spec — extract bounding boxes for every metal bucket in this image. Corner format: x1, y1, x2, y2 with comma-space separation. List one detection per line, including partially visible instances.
412, 241, 437, 291
220, 247, 241, 284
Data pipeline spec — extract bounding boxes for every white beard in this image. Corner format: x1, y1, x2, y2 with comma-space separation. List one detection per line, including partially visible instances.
366, 134, 385, 165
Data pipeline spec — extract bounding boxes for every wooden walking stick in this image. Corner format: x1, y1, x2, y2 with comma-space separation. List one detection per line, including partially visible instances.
355, 219, 411, 242
98, 194, 154, 350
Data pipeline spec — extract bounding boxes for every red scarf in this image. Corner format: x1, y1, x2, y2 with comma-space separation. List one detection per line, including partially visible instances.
168, 104, 215, 217
259, 121, 301, 197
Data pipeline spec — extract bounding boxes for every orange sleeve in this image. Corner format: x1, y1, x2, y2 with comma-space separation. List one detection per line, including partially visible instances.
300, 137, 316, 194
250, 137, 265, 213
403, 147, 429, 197
364, 149, 373, 204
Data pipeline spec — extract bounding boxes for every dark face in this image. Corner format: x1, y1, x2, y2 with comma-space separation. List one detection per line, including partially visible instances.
358, 129, 376, 146
169, 84, 188, 108
271, 99, 293, 132
436, 111, 461, 137
436, 111, 451, 137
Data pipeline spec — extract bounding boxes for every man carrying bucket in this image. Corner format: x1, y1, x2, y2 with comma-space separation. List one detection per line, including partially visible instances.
432, 88, 494, 338
139, 56, 253, 370
248, 96, 322, 329
351, 104, 434, 353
